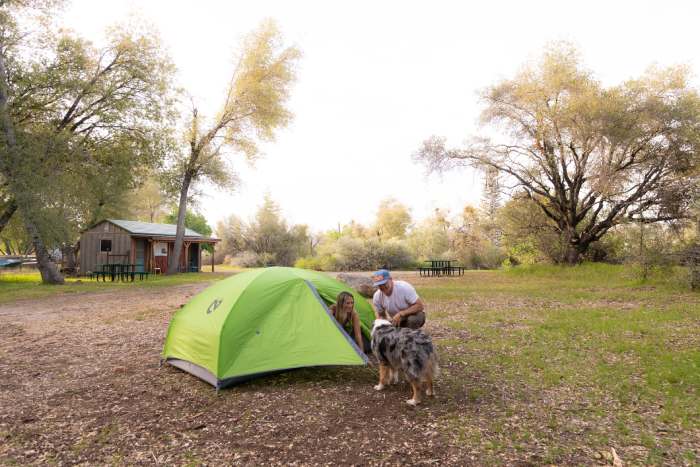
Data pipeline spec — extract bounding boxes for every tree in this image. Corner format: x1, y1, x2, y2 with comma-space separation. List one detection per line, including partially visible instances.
246, 195, 304, 266
373, 198, 412, 240
0, 2, 175, 282
166, 20, 300, 273
498, 193, 563, 264
126, 176, 169, 223
0, 187, 15, 235
416, 43, 700, 264
480, 166, 503, 246
218, 196, 310, 267
406, 209, 450, 260
480, 166, 501, 218
165, 209, 212, 237
0, 209, 30, 255
215, 213, 247, 259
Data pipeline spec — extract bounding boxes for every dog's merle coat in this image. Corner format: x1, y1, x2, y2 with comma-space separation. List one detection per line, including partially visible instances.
371, 321, 438, 382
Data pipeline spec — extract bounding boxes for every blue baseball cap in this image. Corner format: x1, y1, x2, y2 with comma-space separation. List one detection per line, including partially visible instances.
372, 269, 391, 286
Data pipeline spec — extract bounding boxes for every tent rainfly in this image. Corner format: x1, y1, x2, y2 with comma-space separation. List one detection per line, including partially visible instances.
162, 267, 374, 388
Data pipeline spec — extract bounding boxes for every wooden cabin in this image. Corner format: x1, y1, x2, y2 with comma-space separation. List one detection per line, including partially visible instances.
78, 219, 219, 275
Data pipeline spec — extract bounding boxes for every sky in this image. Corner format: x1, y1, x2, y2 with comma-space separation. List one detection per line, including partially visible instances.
60, 0, 700, 234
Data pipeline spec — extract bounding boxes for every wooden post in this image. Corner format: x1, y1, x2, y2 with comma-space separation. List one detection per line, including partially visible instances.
148, 239, 153, 272
211, 243, 215, 273
184, 242, 190, 273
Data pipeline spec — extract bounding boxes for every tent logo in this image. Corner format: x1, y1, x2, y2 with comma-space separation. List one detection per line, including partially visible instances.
206, 298, 223, 314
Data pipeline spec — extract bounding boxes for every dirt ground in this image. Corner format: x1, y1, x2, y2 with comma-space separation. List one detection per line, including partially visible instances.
4, 270, 695, 465
0, 274, 473, 466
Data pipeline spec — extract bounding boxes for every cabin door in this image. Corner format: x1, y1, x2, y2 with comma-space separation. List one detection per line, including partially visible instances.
135, 239, 146, 272
188, 244, 199, 272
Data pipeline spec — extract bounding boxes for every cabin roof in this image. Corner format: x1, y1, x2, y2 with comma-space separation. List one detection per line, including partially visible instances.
107, 219, 204, 238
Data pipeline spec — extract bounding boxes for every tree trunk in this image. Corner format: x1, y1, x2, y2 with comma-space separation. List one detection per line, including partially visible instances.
25, 215, 64, 284
638, 220, 649, 281
560, 227, 584, 265
0, 198, 16, 235
562, 246, 580, 265
168, 173, 192, 274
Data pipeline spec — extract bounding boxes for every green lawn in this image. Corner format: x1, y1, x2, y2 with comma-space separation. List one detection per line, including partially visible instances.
0, 269, 236, 304
421, 263, 699, 464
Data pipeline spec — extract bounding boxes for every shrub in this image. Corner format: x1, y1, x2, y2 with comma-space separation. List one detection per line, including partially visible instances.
228, 250, 275, 268
294, 255, 337, 271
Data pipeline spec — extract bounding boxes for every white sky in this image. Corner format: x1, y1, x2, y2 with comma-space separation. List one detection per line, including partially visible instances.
61, 0, 700, 234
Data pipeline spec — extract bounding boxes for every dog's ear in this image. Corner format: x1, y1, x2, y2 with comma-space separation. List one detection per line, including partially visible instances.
371, 318, 392, 336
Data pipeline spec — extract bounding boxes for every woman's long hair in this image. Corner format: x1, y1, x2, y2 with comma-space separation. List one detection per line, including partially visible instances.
334, 291, 354, 327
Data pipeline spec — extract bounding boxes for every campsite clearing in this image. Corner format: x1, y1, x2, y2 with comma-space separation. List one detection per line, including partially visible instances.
1, 265, 698, 465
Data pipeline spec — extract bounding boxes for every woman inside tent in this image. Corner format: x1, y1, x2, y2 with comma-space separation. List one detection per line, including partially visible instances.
329, 291, 368, 353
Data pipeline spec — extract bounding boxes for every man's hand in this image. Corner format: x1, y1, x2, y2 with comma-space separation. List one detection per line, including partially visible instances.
391, 312, 403, 326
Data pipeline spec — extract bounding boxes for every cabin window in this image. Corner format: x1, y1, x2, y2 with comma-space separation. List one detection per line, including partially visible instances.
100, 239, 112, 252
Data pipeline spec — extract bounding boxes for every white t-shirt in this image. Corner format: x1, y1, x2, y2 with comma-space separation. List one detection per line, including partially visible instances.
372, 280, 420, 318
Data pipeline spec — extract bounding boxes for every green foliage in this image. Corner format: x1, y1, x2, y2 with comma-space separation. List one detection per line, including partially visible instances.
164, 208, 213, 252
165, 19, 301, 273
316, 236, 414, 271
165, 19, 301, 195
165, 209, 212, 237
406, 209, 450, 261
0, 209, 31, 255
0, 5, 177, 252
449, 205, 506, 269
125, 176, 169, 223
498, 194, 563, 263
502, 240, 540, 267
417, 42, 700, 264
217, 195, 310, 267
372, 198, 412, 240
294, 255, 336, 271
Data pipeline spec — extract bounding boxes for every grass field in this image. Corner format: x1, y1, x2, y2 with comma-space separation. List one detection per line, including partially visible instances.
423, 264, 699, 464
0, 263, 698, 465
0, 269, 234, 304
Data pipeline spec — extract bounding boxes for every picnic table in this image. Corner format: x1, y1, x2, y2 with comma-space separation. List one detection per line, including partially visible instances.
91, 264, 150, 282
418, 259, 464, 277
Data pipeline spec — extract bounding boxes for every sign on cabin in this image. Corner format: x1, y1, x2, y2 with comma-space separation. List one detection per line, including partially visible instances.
154, 242, 168, 256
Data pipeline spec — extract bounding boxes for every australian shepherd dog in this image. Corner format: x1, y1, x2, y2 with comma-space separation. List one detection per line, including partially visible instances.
371, 319, 439, 406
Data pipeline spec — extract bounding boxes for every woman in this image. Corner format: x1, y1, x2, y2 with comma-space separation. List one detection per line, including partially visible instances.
329, 291, 367, 353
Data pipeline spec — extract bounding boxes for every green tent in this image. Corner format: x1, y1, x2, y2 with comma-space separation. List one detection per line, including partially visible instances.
162, 267, 374, 388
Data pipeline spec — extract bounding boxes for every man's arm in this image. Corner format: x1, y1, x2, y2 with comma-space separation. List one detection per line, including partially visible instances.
390, 298, 424, 325
372, 294, 386, 319
373, 304, 387, 320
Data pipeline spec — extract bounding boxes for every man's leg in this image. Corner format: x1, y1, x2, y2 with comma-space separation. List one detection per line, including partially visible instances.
399, 311, 425, 329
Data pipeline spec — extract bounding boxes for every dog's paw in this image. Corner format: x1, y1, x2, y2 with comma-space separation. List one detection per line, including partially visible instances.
373, 384, 385, 391
405, 398, 419, 406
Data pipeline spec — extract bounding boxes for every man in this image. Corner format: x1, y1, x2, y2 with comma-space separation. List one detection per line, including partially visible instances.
371, 269, 426, 329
